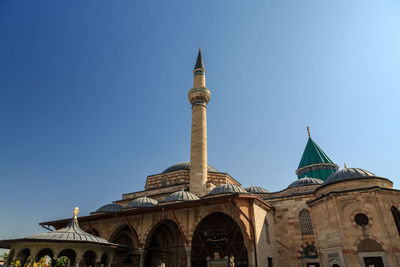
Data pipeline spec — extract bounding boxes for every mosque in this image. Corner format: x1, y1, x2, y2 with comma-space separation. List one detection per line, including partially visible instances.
1, 49, 400, 267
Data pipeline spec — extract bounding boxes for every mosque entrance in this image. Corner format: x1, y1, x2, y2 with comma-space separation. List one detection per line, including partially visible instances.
144, 220, 186, 267
191, 212, 248, 267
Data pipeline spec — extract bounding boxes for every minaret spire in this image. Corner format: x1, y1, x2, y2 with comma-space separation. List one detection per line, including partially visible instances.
188, 47, 211, 196
194, 46, 204, 70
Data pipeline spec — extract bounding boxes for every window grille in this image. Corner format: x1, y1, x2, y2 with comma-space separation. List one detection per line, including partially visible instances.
299, 209, 314, 235
391, 206, 400, 236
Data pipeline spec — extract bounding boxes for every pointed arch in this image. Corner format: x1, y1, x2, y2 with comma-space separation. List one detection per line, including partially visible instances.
191, 212, 248, 266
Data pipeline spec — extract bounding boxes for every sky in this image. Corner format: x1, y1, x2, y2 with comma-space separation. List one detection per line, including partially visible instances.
1, 0, 400, 244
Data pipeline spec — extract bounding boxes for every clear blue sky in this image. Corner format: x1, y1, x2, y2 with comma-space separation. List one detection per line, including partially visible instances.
1, 0, 399, 241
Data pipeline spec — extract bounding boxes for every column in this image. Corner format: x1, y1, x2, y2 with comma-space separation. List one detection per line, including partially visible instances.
138, 248, 145, 267
75, 258, 81, 267
185, 246, 191, 267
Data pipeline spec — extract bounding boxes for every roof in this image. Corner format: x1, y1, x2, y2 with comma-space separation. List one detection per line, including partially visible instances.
296, 136, 338, 180
93, 203, 122, 213
206, 184, 246, 196
288, 177, 323, 188
245, 186, 269, 194
163, 190, 200, 202
26, 217, 110, 244
324, 168, 377, 185
194, 47, 204, 70
125, 196, 158, 208
162, 161, 219, 174
40, 195, 274, 230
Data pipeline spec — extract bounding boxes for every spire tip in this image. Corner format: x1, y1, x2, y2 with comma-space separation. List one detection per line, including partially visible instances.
73, 206, 79, 219
306, 126, 311, 138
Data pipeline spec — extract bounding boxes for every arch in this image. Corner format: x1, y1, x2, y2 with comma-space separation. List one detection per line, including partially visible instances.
191, 212, 248, 267
15, 248, 30, 266
57, 249, 77, 265
357, 238, 384, 252
110, 224, 139, 267
144, 219, 185, 267
110, 223, 139, 247
299, 209, 314, 235
35, 248, 54, 262
82, 250, 97, 267
187, 206, 251, 250
391, 206, 400, 236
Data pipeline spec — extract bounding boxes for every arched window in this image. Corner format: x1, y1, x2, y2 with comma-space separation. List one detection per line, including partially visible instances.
265, 219, 270, 244
391, 206, 400, 236
299, 209, 314, 235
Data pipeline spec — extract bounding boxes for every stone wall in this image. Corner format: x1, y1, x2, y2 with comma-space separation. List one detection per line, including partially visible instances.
309, 181, 400, 267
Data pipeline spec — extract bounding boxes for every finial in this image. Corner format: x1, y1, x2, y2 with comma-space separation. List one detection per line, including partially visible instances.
73, 206, 80, 219
306, 126, 311, 138
344, 163, 347, 169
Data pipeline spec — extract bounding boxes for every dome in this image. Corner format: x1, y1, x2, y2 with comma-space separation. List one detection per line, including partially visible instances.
206, 184, 246, 196
162, 161, 219, 174
164, 190, 200, 202
28, 217, 110, 244
94, 203, 123, 213
125, 196, 158, 209
245, 186, 269, 194
288, 177, 324, 188
324, 168, 376, 185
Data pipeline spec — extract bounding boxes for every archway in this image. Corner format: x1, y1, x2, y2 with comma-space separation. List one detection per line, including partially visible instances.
144, 220, 185, 267
35, 248, 54, 266
191, 212, 248, 267
16, 248, 30, 266
81, 250, 96, 267
58, 249, 77, 266
110, 225, 139, 266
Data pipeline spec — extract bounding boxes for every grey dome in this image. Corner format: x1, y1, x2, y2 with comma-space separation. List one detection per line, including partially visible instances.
206, 184, 246, 196
245, 186, 269, 194
164, 190, 200, 202
126, 196, 158, 209
94, 203, 122, 213
162, 161, 219, 174
27, 217, 110, 244
325, 168, 376, 185
288, 177, 324, 188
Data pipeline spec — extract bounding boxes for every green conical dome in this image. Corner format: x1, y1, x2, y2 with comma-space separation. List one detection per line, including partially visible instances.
296, 132, 338, 181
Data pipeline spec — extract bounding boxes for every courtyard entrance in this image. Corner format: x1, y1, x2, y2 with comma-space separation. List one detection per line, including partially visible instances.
191, 212, 248, 267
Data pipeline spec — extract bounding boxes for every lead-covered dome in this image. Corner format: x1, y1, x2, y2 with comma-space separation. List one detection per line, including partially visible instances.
162, 161, 219, 174
125, 196, 158, 209
206, 184, 246, 196
245, 186, 269, 194
94, 203, 123, 213
324, 168, 376, 185
164, 190, 200, 202
288, 177, 324, 188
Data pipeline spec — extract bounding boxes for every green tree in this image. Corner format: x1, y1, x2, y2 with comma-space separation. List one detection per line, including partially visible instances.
54, 256, 68, 267
2, 252, 9, 261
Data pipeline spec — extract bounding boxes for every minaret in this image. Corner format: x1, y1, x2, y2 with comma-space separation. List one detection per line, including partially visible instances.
188, 47, 210, 196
